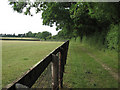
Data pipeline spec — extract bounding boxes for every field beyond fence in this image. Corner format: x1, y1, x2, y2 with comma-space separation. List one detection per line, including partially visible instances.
2, 40, 69, 90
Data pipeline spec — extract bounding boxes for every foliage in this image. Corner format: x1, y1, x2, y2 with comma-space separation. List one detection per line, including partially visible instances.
41, 31, 52, 40
35, 32, 42, 38
87, 3, 120, 24
8, 1, 120, 51
1, 31, 52, 40
106, 23, 119, 51
26, 31, 33, 37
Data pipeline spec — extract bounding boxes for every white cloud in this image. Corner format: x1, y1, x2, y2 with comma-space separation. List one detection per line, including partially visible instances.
0, 0, 58, 36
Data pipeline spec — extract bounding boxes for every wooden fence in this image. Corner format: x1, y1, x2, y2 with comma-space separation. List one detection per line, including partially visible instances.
3, 40, 69, 90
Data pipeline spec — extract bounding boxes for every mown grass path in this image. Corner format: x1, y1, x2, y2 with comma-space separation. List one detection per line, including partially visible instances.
81, 47, 118, 82
63, 42, 118, 88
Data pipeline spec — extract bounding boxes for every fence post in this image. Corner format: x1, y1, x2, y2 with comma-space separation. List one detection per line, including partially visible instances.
51, 54, 59, 90
64, 41, 69, 65
59, 51, 64, 88
59, 41, 69, 88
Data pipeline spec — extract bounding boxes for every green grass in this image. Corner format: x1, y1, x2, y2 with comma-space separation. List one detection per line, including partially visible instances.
80, 44, 118, 73
2, 40, 118, 88
63, 42, 118, 88
2, 40, 63, 87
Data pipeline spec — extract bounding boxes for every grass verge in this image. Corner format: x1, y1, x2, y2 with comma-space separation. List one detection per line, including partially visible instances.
63, 41, 118, 88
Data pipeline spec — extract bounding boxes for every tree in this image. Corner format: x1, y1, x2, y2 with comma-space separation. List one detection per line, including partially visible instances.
41, 31, 52, 40
26, 31, 33, 37
35, 32, 42, 39
8, 2, 120, 34
9, 2, 76, 37
8, 1, 120, 50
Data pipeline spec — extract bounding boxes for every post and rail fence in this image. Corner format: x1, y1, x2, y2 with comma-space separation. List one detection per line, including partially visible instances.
2, 40, 69, 90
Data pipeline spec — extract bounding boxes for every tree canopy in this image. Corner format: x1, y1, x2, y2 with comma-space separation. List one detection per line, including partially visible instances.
9, 2, 120, 35
8, 1, 120, 50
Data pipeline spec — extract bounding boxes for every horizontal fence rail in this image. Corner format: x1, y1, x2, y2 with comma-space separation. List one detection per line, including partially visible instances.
2, 40, 69, 90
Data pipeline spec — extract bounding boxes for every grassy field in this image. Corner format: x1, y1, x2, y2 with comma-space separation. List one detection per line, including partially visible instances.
2, 40, 63, 87
63, 42, 118, 88
2, 40, 118, 88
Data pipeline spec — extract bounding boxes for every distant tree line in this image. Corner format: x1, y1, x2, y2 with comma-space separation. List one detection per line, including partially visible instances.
0, 31, 52, 40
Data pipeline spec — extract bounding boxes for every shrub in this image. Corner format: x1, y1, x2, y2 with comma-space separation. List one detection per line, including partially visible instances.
106, 23, 119, 51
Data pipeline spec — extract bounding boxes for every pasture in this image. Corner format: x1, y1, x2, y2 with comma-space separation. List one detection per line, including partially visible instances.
2, 40, 63, 87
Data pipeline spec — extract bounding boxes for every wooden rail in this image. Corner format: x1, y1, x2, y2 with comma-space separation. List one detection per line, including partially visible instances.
2, 40, 69, 90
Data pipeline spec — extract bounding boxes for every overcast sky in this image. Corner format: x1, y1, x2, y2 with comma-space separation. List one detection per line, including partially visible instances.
0, 0, 58, 36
